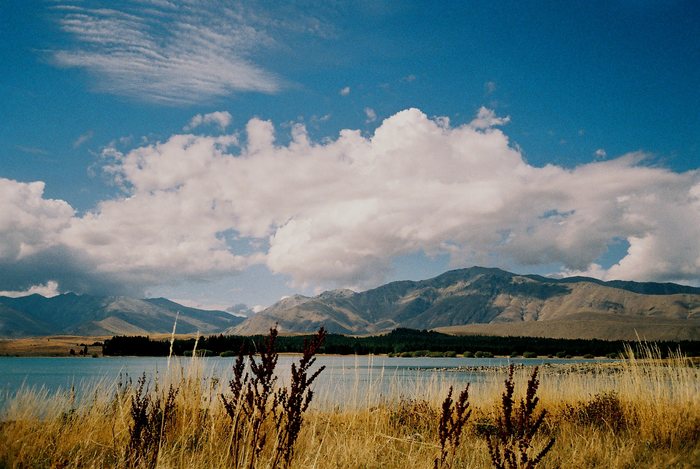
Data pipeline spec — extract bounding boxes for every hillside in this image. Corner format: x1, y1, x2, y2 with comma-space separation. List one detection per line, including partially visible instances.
0, 294, 244, 337
230, 267, 700, 340
2, 267, 698, 341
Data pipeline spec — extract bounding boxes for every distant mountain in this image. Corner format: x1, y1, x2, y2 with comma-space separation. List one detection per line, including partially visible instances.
0, 293, 244, 337
3, 267, 698, 340
230, 267, 700, 340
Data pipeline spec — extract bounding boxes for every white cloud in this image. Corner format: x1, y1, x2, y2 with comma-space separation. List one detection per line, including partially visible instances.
0, 179, 74, 261
51, 2, 281, 104
184, 111, 232, 132
340, 86, 350, 96
364, 107, 377, 123
0, 281, 61, 298
594, 148, 607, 159
1, 108, 699, 296
484, 81, 496, 94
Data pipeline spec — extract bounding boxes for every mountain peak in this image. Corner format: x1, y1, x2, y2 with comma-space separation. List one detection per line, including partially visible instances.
319, 289, 356, 299
232, 266, 700, 339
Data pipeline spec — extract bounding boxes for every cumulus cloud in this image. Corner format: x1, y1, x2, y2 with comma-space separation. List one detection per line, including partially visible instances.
0, 179, 74, 261
340, 86, 350, 96
1, 108, 699, 295
594, 148, 607, 159
184, 111, 233, 132
51, 1, 282, 104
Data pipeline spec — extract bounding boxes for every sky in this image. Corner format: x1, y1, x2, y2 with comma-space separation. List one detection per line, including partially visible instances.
1, 0, 699, 311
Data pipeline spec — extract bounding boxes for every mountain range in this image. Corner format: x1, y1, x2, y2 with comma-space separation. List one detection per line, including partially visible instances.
0, 294, 244, 338
1, 267, 699, 341
229, 267, 700, 341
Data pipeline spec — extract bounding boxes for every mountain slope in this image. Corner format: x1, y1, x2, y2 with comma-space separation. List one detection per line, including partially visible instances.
231, 267, 700, 339
0, 303, 53, 337
0, 294, 244, 337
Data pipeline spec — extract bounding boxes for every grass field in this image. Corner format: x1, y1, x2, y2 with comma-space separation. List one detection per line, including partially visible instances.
0, 336, 108, 357
0, 334, 199, 357
0, 339, 698, 468
436, 314, 700, 341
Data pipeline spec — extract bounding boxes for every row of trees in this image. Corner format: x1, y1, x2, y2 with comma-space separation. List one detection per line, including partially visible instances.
101, 328, 700, 357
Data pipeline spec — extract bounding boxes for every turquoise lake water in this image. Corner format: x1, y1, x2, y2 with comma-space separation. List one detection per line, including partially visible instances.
0, 355, 608, 409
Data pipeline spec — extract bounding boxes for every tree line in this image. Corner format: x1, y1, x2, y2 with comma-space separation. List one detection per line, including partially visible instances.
101, 328, 700, 358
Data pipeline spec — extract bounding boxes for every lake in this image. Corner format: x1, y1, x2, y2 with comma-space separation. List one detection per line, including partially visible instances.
0, 355, 610, 409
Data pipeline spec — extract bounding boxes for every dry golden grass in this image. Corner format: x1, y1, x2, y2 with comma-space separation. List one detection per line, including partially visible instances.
0, 334, 203, 357
436, 315, 700, 341
0, 336, 108, 357
0, 344, 698, 468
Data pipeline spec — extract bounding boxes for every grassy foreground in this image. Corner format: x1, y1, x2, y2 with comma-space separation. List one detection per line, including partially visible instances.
0, 339, 698, 468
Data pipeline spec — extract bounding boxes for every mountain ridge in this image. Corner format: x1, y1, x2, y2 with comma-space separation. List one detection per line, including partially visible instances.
1, 267, 699, 340
230, 267, 700, 340
0, 293, 244, 338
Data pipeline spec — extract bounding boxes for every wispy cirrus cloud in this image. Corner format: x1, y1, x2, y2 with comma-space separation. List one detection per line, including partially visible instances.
15, 145, 50, 156
51, 1, 284, 104
73, 130, 94, 148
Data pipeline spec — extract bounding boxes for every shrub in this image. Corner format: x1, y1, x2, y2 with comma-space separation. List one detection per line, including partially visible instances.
473, 417, 498, 437
463, 351, 474, 358
272, 327, 327, 467
184, 349, 214, 357
124, 374, 178, 469
219, 327, 327, 469
522, 352, 537, 359
582, 354, 595, 359
434, 385, 471, 469
389, 398, 439, 435
485, 365, 555, 469
475, 351, 493, 358
563, 391, 628, 432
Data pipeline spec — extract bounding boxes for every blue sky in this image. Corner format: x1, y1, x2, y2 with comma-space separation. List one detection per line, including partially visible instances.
1, 1, 699, 310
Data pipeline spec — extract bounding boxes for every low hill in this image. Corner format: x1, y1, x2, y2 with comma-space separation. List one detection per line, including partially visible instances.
0, 293, 244, 337
230, 267, 700, 340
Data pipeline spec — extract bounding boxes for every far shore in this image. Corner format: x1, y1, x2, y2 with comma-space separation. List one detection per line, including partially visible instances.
3, 335, 698, 364
0, 334, 194, 357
